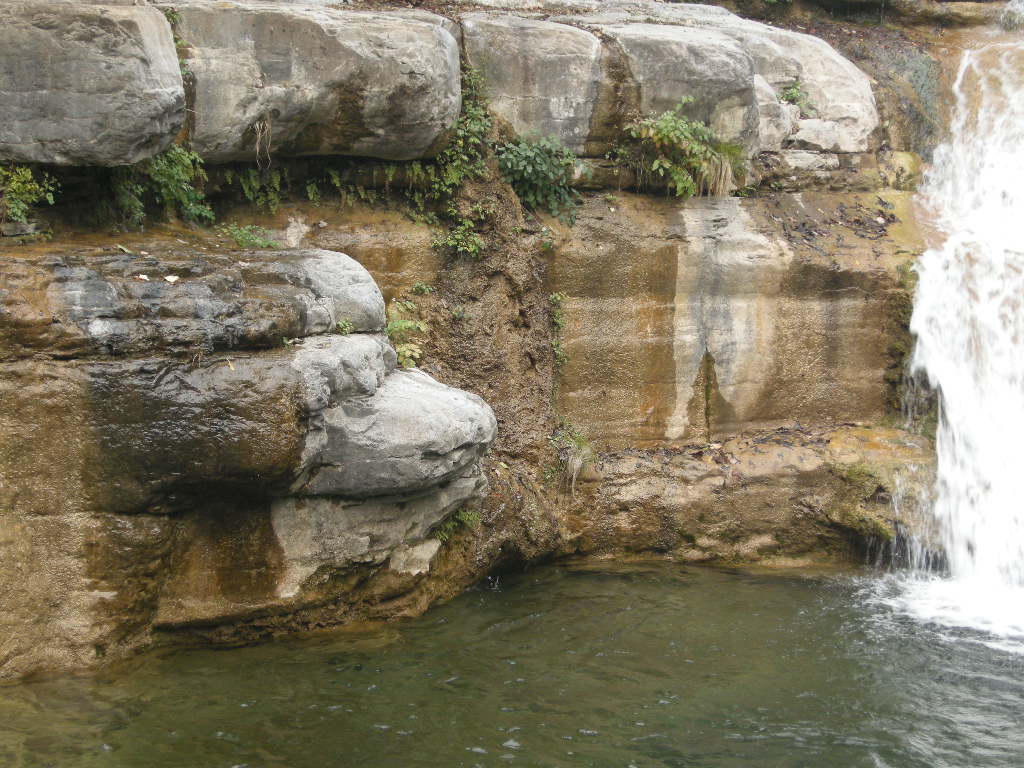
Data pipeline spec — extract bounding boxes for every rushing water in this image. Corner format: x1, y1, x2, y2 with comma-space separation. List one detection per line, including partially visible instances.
892, 20, 1024, 646
3, 563, 1024, 768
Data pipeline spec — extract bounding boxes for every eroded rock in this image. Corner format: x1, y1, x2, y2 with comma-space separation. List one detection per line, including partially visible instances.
0, 244, 496, 678
164, 1, 462, 162
0, 0, 184, 166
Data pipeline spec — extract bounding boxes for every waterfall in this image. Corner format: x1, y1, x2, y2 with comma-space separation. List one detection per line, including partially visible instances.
893, 21, 1024, 645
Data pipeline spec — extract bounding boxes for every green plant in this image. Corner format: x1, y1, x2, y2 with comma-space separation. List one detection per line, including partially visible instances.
404, 68, 493, 255
411, 281, 435, 295
549, 421, 594, 497
336, 319, 354, 335
224, 167, 286, 213
0, 164, 58, 224
549, 292, 567, 330
433, 217, 485, 259
406, 68, 491, 213
386, 298, 428, 368
111, 146, 213, 226
141, 146, 214, 222
305, 179, 321, 206
452, 306, 466, 321
432, 507, 482, 542
780, 81, 817, 118
496, 135, 580, 225
217, 223, 277, 249
617, 98, 742, 199
552, 339, 569, 367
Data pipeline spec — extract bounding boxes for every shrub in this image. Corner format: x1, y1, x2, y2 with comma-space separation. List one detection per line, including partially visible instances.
140, 146, 214, 222
549, 421, 594, 497
433, 507, 482, 542
336, 319, 354, 335
496, 136, 580, 224
780, 81, 816, 118
112, 146, 213, 227
386, 299, 428, 368
217, 223, 277, 249
615, 98, 742, 199
0, 165, 58, 224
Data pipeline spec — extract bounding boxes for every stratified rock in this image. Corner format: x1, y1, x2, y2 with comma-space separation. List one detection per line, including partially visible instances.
0, 0, 184, 166
0, 244, 497, 678
301, 368, 498, 498
163, 1, 461, 162
461, 14, 602, 154
552, 191, 919, 444
1, 248, 385, 359
600, 23, 759, 152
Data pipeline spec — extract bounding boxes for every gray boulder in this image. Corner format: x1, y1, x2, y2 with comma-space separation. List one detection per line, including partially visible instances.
164, 1, 462, 162
301, 368, 498, 498
599, 23, 759, 153
271, 470, 485, 597
0, 0, 184, 166
462, 14, 602, 154
466, 0, 877, 156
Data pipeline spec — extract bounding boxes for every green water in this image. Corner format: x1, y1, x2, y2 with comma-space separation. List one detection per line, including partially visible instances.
3, 562, 1024, 768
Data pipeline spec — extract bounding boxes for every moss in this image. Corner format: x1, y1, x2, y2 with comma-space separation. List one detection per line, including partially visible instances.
827, 461, 896, 541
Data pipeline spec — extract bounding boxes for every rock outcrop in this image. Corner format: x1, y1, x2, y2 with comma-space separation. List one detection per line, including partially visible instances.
0, 0, 939, 682
165, 1, 462, 162
0, 246, 496, 679
0, 0, 184, 166
463, 1, 878, 157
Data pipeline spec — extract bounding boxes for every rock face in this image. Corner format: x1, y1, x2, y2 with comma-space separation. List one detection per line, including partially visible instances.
0, 0, 877, 165
463, 0, 879, 157
550, 188, 918, 445
166, 1, 462, 162
0, 0, 184, 166
0, 245, 496, 679
460, 14, 602, 154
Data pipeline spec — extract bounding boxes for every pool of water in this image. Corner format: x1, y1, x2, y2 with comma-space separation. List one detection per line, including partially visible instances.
3, 562, 1024, 768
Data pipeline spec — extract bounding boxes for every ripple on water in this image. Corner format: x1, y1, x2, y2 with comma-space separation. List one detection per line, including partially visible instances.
3, 564, 1024, 768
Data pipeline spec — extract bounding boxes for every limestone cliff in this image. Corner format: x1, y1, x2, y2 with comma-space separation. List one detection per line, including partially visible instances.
0, 0, 948, 679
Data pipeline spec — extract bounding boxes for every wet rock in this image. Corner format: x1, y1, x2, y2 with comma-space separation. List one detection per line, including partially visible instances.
162, 1, 461, 162
552, 191, 919, 445
0, 248, 385, 360
0, 0, 184, 166
0, 244, 496, 678
569, 425, 934, 563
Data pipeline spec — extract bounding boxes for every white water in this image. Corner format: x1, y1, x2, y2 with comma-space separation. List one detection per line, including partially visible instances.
886, 18, 1024, 648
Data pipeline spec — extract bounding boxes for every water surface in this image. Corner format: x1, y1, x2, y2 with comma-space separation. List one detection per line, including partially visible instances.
3, 562, 1024, 768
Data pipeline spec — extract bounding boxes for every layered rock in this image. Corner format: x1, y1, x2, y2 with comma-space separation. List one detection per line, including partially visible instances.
550, 189, 918, 446
0, 0, 185, 166
0, 246, 496, 678
566, 424, 934, 563
164, 1, 462, 162
463, 0, 879, 157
